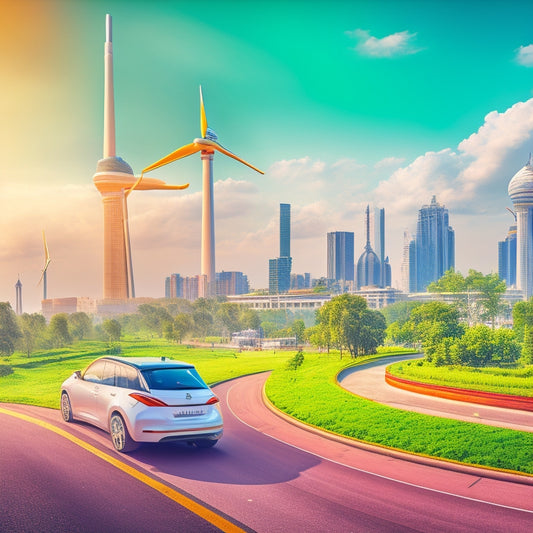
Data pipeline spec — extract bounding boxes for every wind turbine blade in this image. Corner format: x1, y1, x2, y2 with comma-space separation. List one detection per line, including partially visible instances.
200, 85, 208, 139
142, 143, 201, 173
213, 143, 264, 175
42, 230, 50, 263
124, 173, 144, 198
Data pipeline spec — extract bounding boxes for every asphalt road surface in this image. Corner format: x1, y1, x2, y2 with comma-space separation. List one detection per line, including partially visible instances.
338, 354, 533, 432
1, 373, 532, 532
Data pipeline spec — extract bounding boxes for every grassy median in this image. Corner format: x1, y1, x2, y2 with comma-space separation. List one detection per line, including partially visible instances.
387, 359, 533, 397
265, 350, 533, 474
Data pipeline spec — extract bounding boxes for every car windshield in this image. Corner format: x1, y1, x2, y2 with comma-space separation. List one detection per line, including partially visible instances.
141, 367, 208, 391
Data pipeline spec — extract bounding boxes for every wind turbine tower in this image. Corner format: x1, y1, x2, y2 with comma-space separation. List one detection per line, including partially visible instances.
143, 87, 264, 296
15, 278, 22, 316
93, 15, 188, 301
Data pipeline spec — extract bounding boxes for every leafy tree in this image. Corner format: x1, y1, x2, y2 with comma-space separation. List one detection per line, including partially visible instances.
240, 308, 260, 330
467, 271, 506, 328
427, 268, 467, 293
512, 298, 533, 342
49, 313, 72, 347
18, 313, 46, 357
192, 309, 213, 338
0, 302, 22, 356
216, 303, 242, 336
313, 294, 385, 358
102, 319, 121, 342
380, 301, 421, 327
291, 319, 306, 344
68, 312, 93, 340
138, 304, 173, 337
521, 324, 533, 365
407, 302, 464, 359
173, 313, 193, 343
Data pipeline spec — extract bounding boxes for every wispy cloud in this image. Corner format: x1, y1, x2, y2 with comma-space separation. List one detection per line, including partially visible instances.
346, 29, 421, 57
516, 44, 533, 67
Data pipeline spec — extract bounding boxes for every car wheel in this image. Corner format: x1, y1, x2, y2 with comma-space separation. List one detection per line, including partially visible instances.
194, 439, 218, 448
61, 392, 73, 423
110, 413, 138, 453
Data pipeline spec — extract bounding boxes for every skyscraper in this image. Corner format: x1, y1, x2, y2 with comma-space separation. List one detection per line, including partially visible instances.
356, 206, 381, 289
269, 204, 292, 294
327, 232, 354, 283
371, 207, 392, 287
280, 203, 291, 258
498, 224, 517, 288
508, 155, 533, 298
412, 196, 455, 292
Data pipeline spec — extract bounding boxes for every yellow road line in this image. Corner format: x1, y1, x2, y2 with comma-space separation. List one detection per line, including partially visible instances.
0, 406, 244, 533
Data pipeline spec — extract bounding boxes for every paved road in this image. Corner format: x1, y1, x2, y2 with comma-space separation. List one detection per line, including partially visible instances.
2, 373, 532, 532
338, 354, 533, 432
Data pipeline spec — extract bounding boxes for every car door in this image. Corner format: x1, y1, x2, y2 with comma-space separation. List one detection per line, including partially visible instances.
73, 359, 107, 425
92, 360, 118, 428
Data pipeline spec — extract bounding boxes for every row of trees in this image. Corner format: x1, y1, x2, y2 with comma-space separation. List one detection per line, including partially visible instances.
0, 302, 123, 357
385, 299, 529, 367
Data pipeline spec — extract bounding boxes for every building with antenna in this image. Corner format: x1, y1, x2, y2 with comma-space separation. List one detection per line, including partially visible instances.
356, 206, 381, 289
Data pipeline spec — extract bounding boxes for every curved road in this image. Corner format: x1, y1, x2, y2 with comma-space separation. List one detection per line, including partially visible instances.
338, 354, 533, 432
1, 373, 532, 532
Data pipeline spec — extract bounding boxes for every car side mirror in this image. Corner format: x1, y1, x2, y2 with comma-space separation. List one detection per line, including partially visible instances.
74, 370, 82, 379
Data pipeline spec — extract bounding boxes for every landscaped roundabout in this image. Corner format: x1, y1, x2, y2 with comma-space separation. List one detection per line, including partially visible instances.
1, 340, 532, 475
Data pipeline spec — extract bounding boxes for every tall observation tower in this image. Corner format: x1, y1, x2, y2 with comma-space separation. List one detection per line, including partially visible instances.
93, 15, 187, 301
508, 155, 533, 299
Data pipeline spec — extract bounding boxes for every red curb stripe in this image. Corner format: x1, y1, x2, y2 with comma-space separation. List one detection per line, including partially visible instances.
385, 371, 533, 412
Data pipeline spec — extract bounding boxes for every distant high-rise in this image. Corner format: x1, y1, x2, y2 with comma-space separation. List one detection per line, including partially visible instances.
327, 232, 354, 283
269, 204, 292, 294
371, 207, 392, 287
356, 206, 381, 289
498, 224, 517, 288
412, 196, 455, 292
216, 271, 249, 296
280, 203, 291, 258
15, 278, 22, 315
508, 156, 533, 299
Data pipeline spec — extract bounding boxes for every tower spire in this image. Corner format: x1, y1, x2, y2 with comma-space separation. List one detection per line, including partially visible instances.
103, 14, 116, 158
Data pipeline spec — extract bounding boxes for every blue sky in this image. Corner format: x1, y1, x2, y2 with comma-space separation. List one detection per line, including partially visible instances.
2, 0, 533, 311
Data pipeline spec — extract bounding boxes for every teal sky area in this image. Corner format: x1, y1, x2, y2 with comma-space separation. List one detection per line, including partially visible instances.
2, 0, 533, 311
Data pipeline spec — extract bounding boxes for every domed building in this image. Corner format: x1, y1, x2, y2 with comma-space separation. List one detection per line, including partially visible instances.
508, 154, 533, 299
357, 205, 381, 289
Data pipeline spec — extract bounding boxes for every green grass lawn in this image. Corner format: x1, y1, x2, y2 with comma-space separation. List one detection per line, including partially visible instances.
387, 360, 533, 397
0, 339, 288, 409
265, 350, 533, 474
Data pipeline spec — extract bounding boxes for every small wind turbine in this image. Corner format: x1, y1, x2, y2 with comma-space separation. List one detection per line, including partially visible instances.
142, 86, 264, 295
38, 230, 51, 300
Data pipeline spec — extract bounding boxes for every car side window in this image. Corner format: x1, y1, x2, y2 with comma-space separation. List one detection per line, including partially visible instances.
83, 360, 107, 384
116, 364, 142, 391
101, 361, 116, 386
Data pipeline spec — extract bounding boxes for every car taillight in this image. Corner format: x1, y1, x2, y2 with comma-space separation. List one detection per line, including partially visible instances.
205, 396, 219, 405
129, 393, 169, 407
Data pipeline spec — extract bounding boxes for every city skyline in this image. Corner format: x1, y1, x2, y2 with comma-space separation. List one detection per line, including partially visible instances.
3, 0, 533, 312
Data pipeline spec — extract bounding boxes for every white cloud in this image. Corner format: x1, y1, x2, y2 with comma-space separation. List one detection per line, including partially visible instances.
346, 29, 421, 57
269, 156, 327, 180
374, 156, 406, 169
516, 44, 533, 67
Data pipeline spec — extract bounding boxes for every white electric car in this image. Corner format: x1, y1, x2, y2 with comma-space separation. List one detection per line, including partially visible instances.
60, 356, 223, 452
